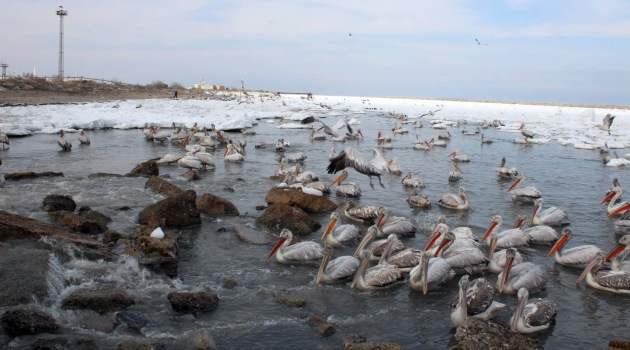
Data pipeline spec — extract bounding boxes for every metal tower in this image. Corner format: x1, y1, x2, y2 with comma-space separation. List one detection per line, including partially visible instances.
56, 6, 68, 81
1, 63, 7, 79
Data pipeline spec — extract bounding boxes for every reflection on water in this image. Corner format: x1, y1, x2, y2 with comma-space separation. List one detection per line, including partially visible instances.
0, 114, 628, 349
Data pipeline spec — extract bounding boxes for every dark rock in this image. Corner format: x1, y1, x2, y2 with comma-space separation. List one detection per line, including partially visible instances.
184, 170, 201, 181
128, 159, 159, 177
0, 246, 50, 307
452, 317, 541, 350
222, 278, 238, 289
256, 203, 321, 235
610, 340, 630, 349
117, 339, 153, 350
103, 229, 124, 244
168, 328, 216, 350
1, 307, 60, 336
137, 189, 200, 228
132, 225, 179, 259
42, 194, 76, 212
306, 315, 336, 336
88, 172, 126, 178
264, 187, 337, 213
196, 193, 240, 216
48, 211, 107, 234
115, 311, 149, 332
31, 336, 69, 350
255, 205, 267, 211
342, 333, 403, 350
4, 171, 64, 181
275, 294, 306, 308
78, 205, 112, 225
61, 288, 135, 314
144, 176, 184, 197
167, 291, 219, 314
139, 257, 179, 278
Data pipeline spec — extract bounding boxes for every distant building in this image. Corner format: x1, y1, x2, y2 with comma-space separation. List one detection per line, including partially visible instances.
193, 80, 225, 91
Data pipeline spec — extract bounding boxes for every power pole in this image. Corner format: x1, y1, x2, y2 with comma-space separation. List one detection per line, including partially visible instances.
56, 6, 68, 81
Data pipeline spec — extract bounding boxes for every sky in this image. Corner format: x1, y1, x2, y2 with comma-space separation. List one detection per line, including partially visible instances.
1, 0, 630, 105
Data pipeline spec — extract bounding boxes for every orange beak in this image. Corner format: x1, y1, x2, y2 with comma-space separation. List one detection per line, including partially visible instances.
609, 202, 630, 217
605, 244, 626, 262
330, 173, 347, 187
482, 222, 498, 241
358, 130, 364, 139
600, 191, 617, 205
447, 151, 457, 158
376, 213, 386, 228
425, 231, 442, 251
266, 237, 287, 261
547, 234, 569, 258
434, 238, 452, 257
507, 177, 522, 192
321, 218, 338, 240
514, 217, 525, 229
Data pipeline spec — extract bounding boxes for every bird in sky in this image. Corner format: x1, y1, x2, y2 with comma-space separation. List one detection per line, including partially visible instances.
475, 38, 481, 45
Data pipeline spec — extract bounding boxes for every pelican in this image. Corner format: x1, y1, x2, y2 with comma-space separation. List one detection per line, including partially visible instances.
605, 234, 630, 272
601, 186, 627, 215
409, 251, 454, 295
343, 203, 379, 224
330, 170, 361, 197
451, 275, 506, 327
309, 129, 327, 141
546, 228, 602, 268
530, 198, 569, 226
519, 123, 535, 142
177, 155, 203, 171
387, 158, 402, 175
327, 147, 389, 189
430, 137, 448, 147
0, 133, 9, 149
407, 189, 431, 209
285, 152, 307, 163
354, 226, 405, 261
425, 222, 480, 253
608, 201, 630, 218
254, 141, 267, 148
266, 228, 324, 265
482, 215, 528, 249
507, 175, 542, 204
510, 288, 557, 334
433, 231, 488, 275
487, 237, 524, 274
57, 130, 72, 151
597, 113, 615, 135
448, 150, 470, 163
523, 224, 559, 245
576, 252, 630, 294
438, 131, 451, 140
275, 139, 286, 152
352, 236, 405, 291
375, 207, 416, 237
497, 249, 548, 294
156, 153, 181, 165
376, 131, 392, 143
401, 172, 424, 188
615, 211, 630, 235
315, 246, 360, 284
438, 187, 471, 210
224, 143, 245, 162
78, 130, 90, 145
301, 116, 339, 138
494, 157, 518, 180
480, 133, 493, 144
448, 162, 463, 182
379, 235, 422, 272
321, 212, 360, 247
192, 149, 215, 170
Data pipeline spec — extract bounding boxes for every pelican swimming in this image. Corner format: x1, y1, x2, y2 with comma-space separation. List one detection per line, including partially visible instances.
177, 155, 203, 171
605, 234, 630, 272
522, 224, 559, 245
327, 147, 389, 189
438, 187, 471, 210
57, 130, 72, 151
448, 150, 470, 163
530, 198, 569, 226
224, 143, 245, 162
409, 251, 454, 295
315, 246, 360, 284
379, 235, 422, 272
487, 237, 524, 274
438, 131, 451, 140
407, 189, 431, 209
507, 175, 542, 204
351, 237, 405, 291
343, 203, 379, 224
450, 275, 506, 327
78, 130, 90, 145
321, 212, 360, 247
510, 288, 557, 334
601, 186, 628, 216
401, 172, 424, 188
494, 157, 518, 180
284, 152, 307, 163
0, 133, 9, 149
192, 149, 215, 170
266, 228, 324, 265
330, 170, 362, 197
309, 129, 327, 141
576, 252, 630, 294
497, 249, 548, 294
546, 228, 602, 268
375, 207, 416, 237
353, 226, 405, 261
425, 222, 480, 254
614, 211, 630, 235
433, 231, 488, 275
482, 215, 528, 248
480, 133, 493, 144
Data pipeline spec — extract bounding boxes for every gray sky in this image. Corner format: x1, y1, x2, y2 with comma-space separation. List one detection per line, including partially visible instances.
2, 1, 629, 104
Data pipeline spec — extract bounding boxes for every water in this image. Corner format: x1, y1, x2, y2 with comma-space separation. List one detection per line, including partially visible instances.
0, 111, 628, 349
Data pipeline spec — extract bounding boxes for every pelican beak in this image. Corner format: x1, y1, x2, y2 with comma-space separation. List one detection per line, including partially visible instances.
358, 130, 364, 139
482, 222, 498, 241
518, 123, 524, 131
424, 141, 432, 150
330, 173, 347, 187
499, 256, 515, 293
422, 259, 429, 296
425, 231, 442, 251
266, 237, 287, 261
321, 217, 338, 240
434, 237, 451, 257
546, 234, 569, 258
609, 203, 630, 217
507, 177, 522, 192
351, 258, 370, 289
182, 135, 190, 149
375, 213, 386, 228
453, 163, 463, 174
511, 295, 527, 331
353, 228, 375, 258
530, 205, 540, 225
605, 244, 626, 262
447, 151, 457, 158
224, 147, 230, 157
514, 217, 525, 229
576, 256, 600, 285
600, 191, 617, 205
489, 237, 498, 260
387, 158, 395, 166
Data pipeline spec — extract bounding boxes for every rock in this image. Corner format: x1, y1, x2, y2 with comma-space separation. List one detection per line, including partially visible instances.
132, 225, 179, 259
306, 315, 336, 336
31, 336, 69, 350
452, 317, 541, 350
115, 311, 149, 332
88, 172, 126, 178
275, 294, 306, 308
145, 175, 184, 197
0, 246, 50, 307
222, 278, 238, 289
61, 288, 135, 314
342, 334, 404, 350
167, 291, 219, 314
48, 211, 107, 234
4, 171, 64, 181
184, 169, 201, 181
42, 194, 76, 212
128, 159, 159, 177
117, 338, 153, 350
103, 229, 124, 244
264, 187, 337, 213
139, 257, 179, 278
196, 193, 240, 216
1, 307, 60, 336
137, 189, 201, 228
610, 340, 630, 350
256, 203, 321, 235
78, 205, 112, 225
168, 328, 217, 350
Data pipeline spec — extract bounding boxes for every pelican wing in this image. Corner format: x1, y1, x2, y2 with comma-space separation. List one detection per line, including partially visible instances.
387, 249, 422, 268
336, 184, 362, 197
325, 256, 360, 280
346, 205, 379, 223
524, 299, 556, 327
511, 186, 541, 198
595, 270, 630, 290
561, 245, 602, 267
382, 217, 417, 236
364, 264, 403, 287
327, 148, 366, 174
300, 116, 318, 125
443, 247, 487, 269
602, 114, 615, 129
427, 257, 455, 284
283, 242, 324, 262
539, 207, 569, 226
334, 224, 360, 243
439, 193, 464, 208
523, 225, 558, 244
507, 262, 548, 292
370, 148, 388, 173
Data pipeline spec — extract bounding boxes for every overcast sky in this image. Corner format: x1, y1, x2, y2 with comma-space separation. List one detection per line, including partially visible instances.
2, 1, 629, 105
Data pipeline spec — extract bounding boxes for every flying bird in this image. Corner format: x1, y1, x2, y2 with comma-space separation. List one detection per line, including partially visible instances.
475, 38, 481, 45
597, 113, 615, 135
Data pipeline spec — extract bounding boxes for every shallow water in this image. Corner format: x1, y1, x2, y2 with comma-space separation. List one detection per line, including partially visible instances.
0, 110, 628, 349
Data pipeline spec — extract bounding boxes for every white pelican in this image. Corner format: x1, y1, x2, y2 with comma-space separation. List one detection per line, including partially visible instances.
254, 141, 267, 148
480, 133, 493, 144
321, 212, 360, 247
0, 133, 9, 149
192, 149, 215, 170
430, 137, 447, 147
433, 231, 488, 275
438, 187, 471, 210
497, 249, 548, 294
450, 275, 506, 327
285, 152, 307, 163
510, 288, 557, 334
596, 113, 615, 135
523, 224, 559, 245
487, 237, 524, 274
300, 116, 340, 138
78, 130, 90, 145
381, 235, 422, 272
438, 131, 451, 140
376, 131, 392, 143
409, 251, 454, 295
315, 246, 360, 284
401, 172, 424, 188
375, 207, 416, 237
407, 189, 431, 209
494, 157, 518, 180
351, 239, 405, 291
530, 198, 569, 226
608, 201, 630, 218
353, 226, 405, 261
387, 158, 402, 175
177, 155, 202, 171
327, 147, 389, 189
266, 228, 324, 265
330, 170, 361, 197
156, 153, 180, 165
518, 123, 535, 142
57, 130, 72, 151
576, 252, 630, 294
546, 228, 602, 268
447, 150, 470, 163
605, 234, 630, 272
601, 186, 628, 216
343, 203, 379, 224
507, 175, 541, 204
309, 129, 327, 141
482, 215, 528, 249
224, 143, 245, 162
275, 138, 286, 152
425, 222, 480, 253
448, 162, 463, 182
614, 211, 630, 235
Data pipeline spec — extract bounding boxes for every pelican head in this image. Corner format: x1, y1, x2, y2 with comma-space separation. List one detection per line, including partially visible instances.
401, 172, 412, 184
605, 234, 630, 262
458, 274, 470, 290
426, 222, 449, 251
434, 231, 455, 257
330, 170, 348, 187
576, 252, 606, 285
511, 287, 531, 331
498, 248, 518, 293
447, 150, 460, 158
547, 228, 572, 258
266, 228, 293, 261
483, 215, 503, 241
530, 198, 545, 224
321, 212, 340, 240
375, 207, 388, 228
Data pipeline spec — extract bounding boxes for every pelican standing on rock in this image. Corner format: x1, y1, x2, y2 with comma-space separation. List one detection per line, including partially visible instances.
450, 275, 506, 327
57, 130, 72, 151
266, 228, 324, 265
327, 147, 389, 189
510, 288, 557, 334
315, 246, 360, 284
438, 187, 471, 210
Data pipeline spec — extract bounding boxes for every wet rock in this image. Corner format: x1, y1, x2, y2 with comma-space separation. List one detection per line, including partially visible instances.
168, 328, 217, 350
103, 229, 124, 244
48, 211, 107, 234
145, 176, 184, 197
117, 338, 153, 350
610, 340, 630, 350
139, 257, 179, 278
115, 311, 149, 332
42, 194, 76, 212
265, 187, 337, 213
31, 336, 69, 350
128, 159, 159, 177
184, 169, 201, 181
132, 225, 179, 259
1, 306, 60, 336
78, 205, 112, 226
306, 315, 336, 336
167, 291, 219, 314
4, 171, 64, 181
222, 278, 238, 289
256, 203, 321, 235
230, 226, 273, 245
452, 317, 541, 350
275, 294, 306, 308
61, 288, 135, 314
137, 189, 201, 228
0, 246, 49, 307
88, 172, 126, 178
196, 193, 240, 216
342, 334, 404, 350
